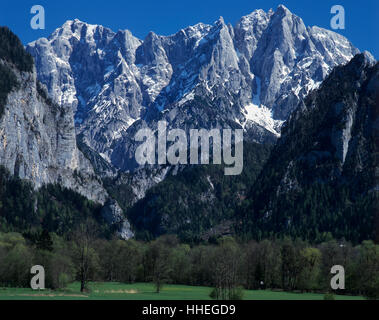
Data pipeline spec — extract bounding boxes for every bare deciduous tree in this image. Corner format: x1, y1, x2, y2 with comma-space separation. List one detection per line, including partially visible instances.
71, 218, 98, 292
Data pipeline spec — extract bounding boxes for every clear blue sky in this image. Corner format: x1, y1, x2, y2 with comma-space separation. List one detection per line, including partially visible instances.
1, 0, 378, 58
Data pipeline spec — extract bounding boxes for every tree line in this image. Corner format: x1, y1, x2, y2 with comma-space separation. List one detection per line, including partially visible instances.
0, 166, 114, 237
0, 226, 377, 299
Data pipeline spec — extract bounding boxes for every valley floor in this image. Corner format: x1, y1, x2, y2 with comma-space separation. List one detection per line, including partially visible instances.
0, 282, 364, 300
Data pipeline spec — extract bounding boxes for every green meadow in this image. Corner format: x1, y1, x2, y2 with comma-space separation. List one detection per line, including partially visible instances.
0, 282, 364, 300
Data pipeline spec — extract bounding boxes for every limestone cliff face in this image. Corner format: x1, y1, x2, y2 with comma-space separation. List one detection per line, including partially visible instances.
0, 62, 107, 204
0, 27, 134, 239
0, 60, 135, 239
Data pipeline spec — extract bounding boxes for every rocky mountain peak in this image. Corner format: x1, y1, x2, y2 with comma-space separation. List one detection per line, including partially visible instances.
27, 6, 362, 182
361, 50, 377, 66
276, 4, 292, 16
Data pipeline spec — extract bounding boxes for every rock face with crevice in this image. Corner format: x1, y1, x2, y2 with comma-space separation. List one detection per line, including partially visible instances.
101, 199, 134, 239
241, 53, 378, 242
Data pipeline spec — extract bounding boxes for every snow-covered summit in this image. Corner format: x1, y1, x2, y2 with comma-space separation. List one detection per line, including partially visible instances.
27, 5, 363, 173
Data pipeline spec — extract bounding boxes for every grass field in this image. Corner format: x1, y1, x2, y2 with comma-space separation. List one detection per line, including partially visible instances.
0, 282, 364, 300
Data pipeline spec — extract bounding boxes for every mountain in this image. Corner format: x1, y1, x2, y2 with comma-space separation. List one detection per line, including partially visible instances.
126, 142, 272, 241
117, 53, 378, 243
26, 5, 359, 181
0, 27, 133, 239
21, 5, 377, 243
238, 53, 378, 243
